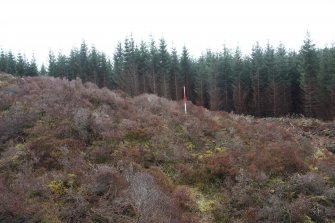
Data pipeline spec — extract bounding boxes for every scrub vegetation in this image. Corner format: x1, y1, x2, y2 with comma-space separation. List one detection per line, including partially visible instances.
0, 74, 334, 222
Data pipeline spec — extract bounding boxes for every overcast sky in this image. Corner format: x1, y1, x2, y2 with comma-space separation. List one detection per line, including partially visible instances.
1, 0, 335, 66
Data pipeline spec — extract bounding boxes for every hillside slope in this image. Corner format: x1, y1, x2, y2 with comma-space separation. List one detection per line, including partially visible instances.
0, 75, 334, 223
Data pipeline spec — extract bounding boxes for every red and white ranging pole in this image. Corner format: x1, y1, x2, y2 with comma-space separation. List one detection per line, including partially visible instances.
184, 85, 187, 114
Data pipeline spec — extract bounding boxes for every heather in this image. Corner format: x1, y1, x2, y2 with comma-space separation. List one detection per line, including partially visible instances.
0, 74, 334, 222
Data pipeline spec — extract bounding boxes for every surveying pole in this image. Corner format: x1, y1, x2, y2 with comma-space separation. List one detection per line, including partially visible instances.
184, 85, 187, 114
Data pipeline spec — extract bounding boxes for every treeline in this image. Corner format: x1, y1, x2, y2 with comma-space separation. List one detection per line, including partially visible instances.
1, 34, 335, 120
0, 51, 39, 76
47, 44, 113, 88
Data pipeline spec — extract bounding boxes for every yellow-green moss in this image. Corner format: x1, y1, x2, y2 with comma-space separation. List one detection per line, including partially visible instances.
215, 146, 226, 153
198, 146, 227, 160
48, 180, 66, 195
66, 173, 76, 188
9, 144, 27, 166
314, 148, 326, 159
266, 176, 284, 188
0, 80, 5, 88
15, 143, 26, 151
124, 128, 150, 143
324, 176, 335, 186
161, 163, 178, 178
190, 187, 219, 214
185, 141, 196, 151
304, 215, 314, 223
309, 165, 318, 171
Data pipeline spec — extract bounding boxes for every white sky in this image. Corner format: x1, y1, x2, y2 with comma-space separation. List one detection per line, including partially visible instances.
1, 0, 335, 66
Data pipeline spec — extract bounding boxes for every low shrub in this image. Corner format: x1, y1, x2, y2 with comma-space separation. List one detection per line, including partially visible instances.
173, 186, 197, 212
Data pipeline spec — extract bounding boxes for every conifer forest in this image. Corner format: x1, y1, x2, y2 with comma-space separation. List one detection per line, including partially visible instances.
1, 35, 335, 222
1, 34, 334, 120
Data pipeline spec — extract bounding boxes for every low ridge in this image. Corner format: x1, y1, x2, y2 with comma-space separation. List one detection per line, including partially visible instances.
0, 75, 334, 222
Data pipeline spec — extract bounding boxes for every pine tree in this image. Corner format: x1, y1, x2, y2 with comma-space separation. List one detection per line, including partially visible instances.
243, 58, 254, 114
194, 55, 208, 107
137, 41, 150, 93
299, 33, 319, 117
112, 36, 139, 96
157, 38, 170, 98
317, 47, 335, 119
288, 51, 302, 115
112, 42, 124, 90
219, 46, 233, 111
48, 50, 56, 77
79, 41, 89, 82
180, 46, 194, 102
28, 55, 38, 76
149, 38, 159, 94
97, 52, 110, 88
275, 44, 291, 115
232, 47, 247, 114
6, 51, 16, 75
251, 42, 266, 116
89, 46, 99, 85
170, 48, 181, 101
39, 64, 47, 76
68, 48, 80, 80
16, 53, 26, 77
206, 51, 222, 110
55, 53, 68, 78
105, 57, 114, 89
264, 43, 279, 116
123, 36, 138, 96
0, 50, 6, 72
